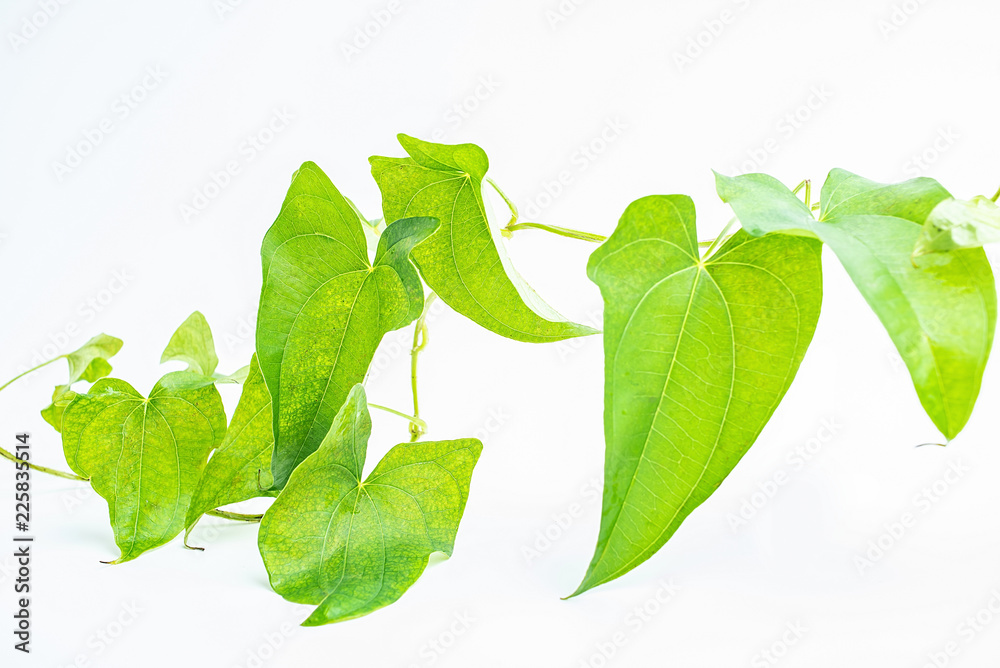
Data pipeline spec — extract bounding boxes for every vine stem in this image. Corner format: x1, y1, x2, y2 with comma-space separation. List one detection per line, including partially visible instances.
0, 356, 86, 481
205, 509, 263, 523
486, 177, 518, 228
0, 448, 87, 481
409, 293, 437, 442
991, 185, 1000, 203
369, 403, 428, 434
487, 176, 607, 243
505, 222, 607, 243
0, 356, 62, 393
701, 216, 740, 260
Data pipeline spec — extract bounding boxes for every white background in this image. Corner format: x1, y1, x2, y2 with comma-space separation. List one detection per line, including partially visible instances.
2, 1, 1000, 666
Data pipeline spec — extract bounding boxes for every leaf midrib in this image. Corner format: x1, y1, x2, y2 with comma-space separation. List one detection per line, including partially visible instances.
590, 263, 701, 578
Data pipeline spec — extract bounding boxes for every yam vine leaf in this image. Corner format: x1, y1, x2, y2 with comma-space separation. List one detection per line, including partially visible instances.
185, 354, 276, 540
60, 372, 226, 563
915, 196, 1000, 256
574, 195, 822, 595
40, 385, 77, 432
161, 311, 218, 376
40, 333, 123, 432
716, 169, 997, 440
257, 161, 438, 489
258, 384, 482, 626
369, 134, 597, 343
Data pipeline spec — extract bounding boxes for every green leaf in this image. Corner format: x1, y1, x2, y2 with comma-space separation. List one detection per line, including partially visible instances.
716, 170, 997, 440
574, 195, 822, 595
67, 333, 124, 383
213, 364, 251, 385
40, 333, 124, 432
258, 384, 482, 625
370, 134, 597, 343
819, 168, 950, 222
40, 384, 77, 432
257, 161, 438, 489
185, 355, 276, 540
915, 196, 1000, 255
161, 311, 219, 376
60, 372, 226, 563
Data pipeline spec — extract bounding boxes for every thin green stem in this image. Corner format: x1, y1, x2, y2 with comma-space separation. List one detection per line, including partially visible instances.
0, 356, 63, 393
487, 177, 519, 228
369, 403, 428, 433
505, 222, 607, 243
487, 177, 607, 243
701, 216, 740, 260
991, 185, 1000, 203
0, 356, 85, 482
205, 509, 263, 523
0, 448, 88, 481
791, 180, 807, 196
804, 180, 812, 209
409, 293, 436, 442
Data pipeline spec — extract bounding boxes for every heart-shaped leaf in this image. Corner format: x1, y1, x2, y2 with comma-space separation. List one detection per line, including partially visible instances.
574, 195, 822, 595
161, 311, 219, 376
370, 134, 597, 343
258, 384, 481, 625
256, 162, 438, 488
717, 169, 997, 440
60, 371, 227, 563
40, 333, 124, 432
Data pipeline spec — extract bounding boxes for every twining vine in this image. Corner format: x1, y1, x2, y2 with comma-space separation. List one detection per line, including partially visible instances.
3, 134, 997, 624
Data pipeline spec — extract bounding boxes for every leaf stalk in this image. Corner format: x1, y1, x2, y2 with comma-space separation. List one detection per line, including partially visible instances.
409, 293, 437, 441
0, 356, 88, 482
701, 216, 740, 260
505, 222, 607, 243
205, 509, 264, 523
369, 403, 428, 433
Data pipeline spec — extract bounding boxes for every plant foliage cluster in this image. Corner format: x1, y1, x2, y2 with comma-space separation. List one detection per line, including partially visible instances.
5, 135, 998, 624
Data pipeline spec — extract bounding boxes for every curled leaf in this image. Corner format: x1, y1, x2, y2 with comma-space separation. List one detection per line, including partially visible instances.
915, 196, 1000, 256
370, 134, 596, 343
40, 333, 123, 433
